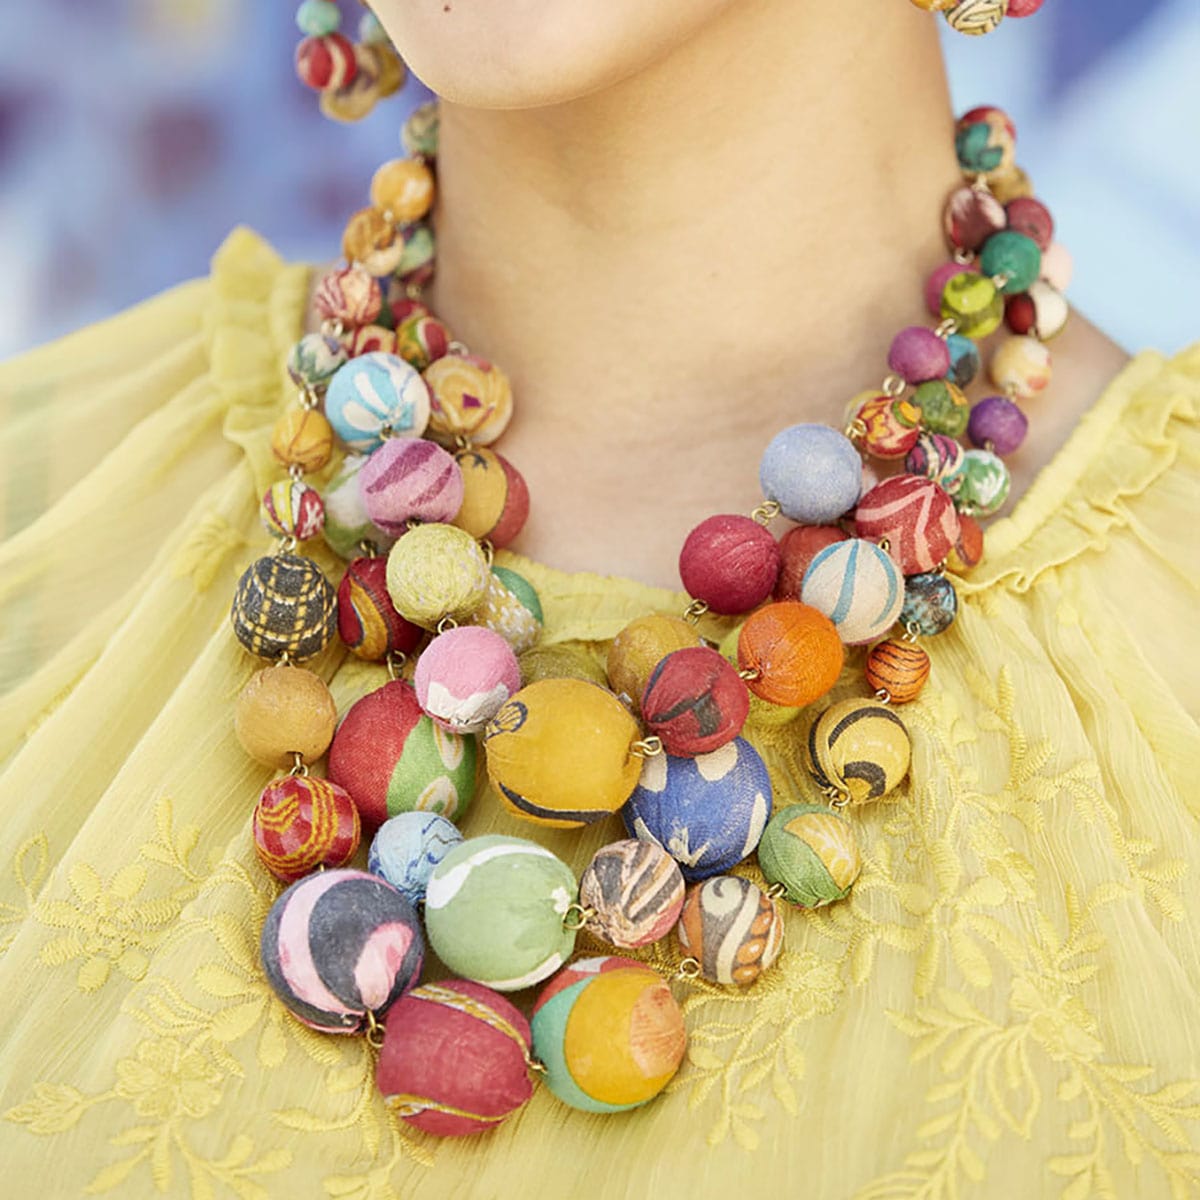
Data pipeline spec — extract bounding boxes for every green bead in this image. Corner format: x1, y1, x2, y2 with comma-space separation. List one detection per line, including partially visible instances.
914, 379, 970, 438
954, 448, 1011, 516
940, 273, 1003, 339
296, 0, 341, 36
979, 230, 1041, 295
493, 567, 544, 625
757, 803, 861, 908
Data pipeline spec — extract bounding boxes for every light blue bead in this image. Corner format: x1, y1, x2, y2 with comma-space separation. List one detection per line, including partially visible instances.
296, 0, 341, 37
368, 812, 464, 905
945, 334, 980, 389
324, 352, 430, 454
759, 424, 861, 524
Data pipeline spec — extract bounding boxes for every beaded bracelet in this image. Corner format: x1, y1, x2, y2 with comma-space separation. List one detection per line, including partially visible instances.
228, 93, 1070, 1131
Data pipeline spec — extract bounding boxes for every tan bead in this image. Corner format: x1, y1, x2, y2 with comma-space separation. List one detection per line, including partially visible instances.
342, 207, 404, 276
606, 614, 703, 715
908, 0, 956, 9
271, 409, 334, 472
235, 666, 338, 768
989, 165, 1033, 205
371, 44, 407, 98
370, 158, 435, 224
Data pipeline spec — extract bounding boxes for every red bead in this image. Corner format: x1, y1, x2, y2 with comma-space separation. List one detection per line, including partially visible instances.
337, 557, 424, 662
295, 33, 358, 91
1004, 293, 1036, 335
774, 525, 849, 601
1008, 0, 1045, 15
641, 646, 750, 756
1005, 196, 1054, 252
679, 515, 781, 616
854, 475, 961, 575
252, 776, 361, 883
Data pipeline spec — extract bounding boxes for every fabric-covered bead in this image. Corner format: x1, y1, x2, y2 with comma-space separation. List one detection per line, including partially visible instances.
990, 335, 1052, 400
624, 739, 772, 881
900, 573, 959, 637
1005, 196, 1054, 252
758, 803, 861, 907
397, 222, 436, 287
485, 679, 641, 828
904, 433, 966, 494
531, 958, 686, 1112
607, 614, 703, 711
370, 43, 406, 98
317, 47, 383, 124
955, 105, 1016, 178
968, 395, 1027, 455
296, 0, 341, 36
476, 567, 543, 655
520, 644, 608, 688
940, 272, 1003, 339
337, 555, 423, 662
944, 0, 1008, 36
377, 980, 534, 1136
853, 392, 922, 459
1008, 0, 1044, 14
231, 554, 337, 662
800, 539, 904, 645
888, 327, 951, 383
349, 329, 400, 364
342, 207, 404, 276
942, 186, 1006, 253
945, 333, 981, 388
578, 841, 685, 948
253, 775, 361, 882
925, 261, 974, 318
736, 601, 844, 708
235, 665, 338, 768
403, 100, 440, 158
989, 164, 1033, 205
260, 869, 423, 1032
313, 265, 382, 327
774, 525, 849, 602
955, 448, 1012, 516
805, 699, 912, 804
395, 311, 452, 372
423, 354, 514, 446
1005, 281, 1069, 341
322, 455, 393, 559
325, 352, 432, 454
414, 626, 521, 735
676, 876, 783, 986
914, 379, 970, 438
425, 835, 577, 990
261, 479, 325, 542
759, 424, 862, 524
1040, 241, 1073, 291
359, 438, 463, 535
370, 158, 436, 223
368, 812, 464, 905
271, 408, 333, 473
854, 476, 960, 575
453, 448, 529, 547
328, 680, 476, 830
948, 513, 985, 572
287, 333, 347, 391
980, 230, 1042, 295
386, 523, 491, 629
678, 514, 781, 616
641, 646, 749, 756
294, 33, 357, 90
864, 639, 931, 703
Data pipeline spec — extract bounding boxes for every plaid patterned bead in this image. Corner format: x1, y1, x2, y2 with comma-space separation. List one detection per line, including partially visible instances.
230, 554, 337, 661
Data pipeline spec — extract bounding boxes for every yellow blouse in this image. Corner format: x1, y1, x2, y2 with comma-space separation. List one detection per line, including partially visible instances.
1, 228, 1198, 1199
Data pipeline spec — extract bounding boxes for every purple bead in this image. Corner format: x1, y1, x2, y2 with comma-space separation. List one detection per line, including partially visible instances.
968, 395, 1028, 456
888, 327, 951, 384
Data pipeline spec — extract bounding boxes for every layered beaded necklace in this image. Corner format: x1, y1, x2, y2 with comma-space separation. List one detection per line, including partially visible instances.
235, 9, 1069, 1135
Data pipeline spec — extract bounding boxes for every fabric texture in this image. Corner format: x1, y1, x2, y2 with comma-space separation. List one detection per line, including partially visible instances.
1, 228, 1198, 1199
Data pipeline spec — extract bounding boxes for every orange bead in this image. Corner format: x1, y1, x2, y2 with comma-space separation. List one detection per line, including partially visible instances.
370, 158, 435, 223
271, 408, 333, 472
235, 666, 338, 768
737, 601, 844, 708
864, 640, 930, 704
948, 513, 985, 572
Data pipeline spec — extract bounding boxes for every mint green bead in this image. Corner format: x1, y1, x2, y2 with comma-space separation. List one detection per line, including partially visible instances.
914, 379, 970, 438
955, 448, 1011, 516
757, 803, 861, 907
296, 0, 341, 36
980, 230, 1042, 295
940, 273, 1003, 340
424, 835, 578, 991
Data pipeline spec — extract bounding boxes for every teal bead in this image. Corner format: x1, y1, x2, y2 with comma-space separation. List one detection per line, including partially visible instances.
899, 573, 958, 637
980, 231, 1042, 296
914, 379, 970, 438
296, 0, 341, 36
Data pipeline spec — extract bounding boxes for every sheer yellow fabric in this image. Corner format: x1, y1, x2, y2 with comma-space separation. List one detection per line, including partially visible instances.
1, 229, 1198, 1199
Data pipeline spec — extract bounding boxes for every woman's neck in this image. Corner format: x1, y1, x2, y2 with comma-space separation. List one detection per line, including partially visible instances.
426, 2, 961, 587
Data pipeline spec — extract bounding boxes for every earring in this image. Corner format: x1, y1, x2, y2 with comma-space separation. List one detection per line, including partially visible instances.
908, 0, 1046, 37
294, 1, 407, 122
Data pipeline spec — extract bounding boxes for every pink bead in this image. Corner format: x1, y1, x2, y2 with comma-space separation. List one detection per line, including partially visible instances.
413, 626, 521, 734
1005, 197, 1054, 252
1007, 0, 1045, 15
1040, 242, 1073, 292
887, 327, 951, 384
943, 186, 1006, 253
358, 439, 464, 536
925, 262, 974, 318
679, 515, 781, 616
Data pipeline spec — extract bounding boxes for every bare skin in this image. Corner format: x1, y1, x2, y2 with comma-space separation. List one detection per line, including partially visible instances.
328, 0, 1129, 587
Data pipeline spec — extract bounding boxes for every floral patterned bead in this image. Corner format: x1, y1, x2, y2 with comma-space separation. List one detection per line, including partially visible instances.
287, 333, 347, 391
854, 393, 922, 459
261, 479, 326, 542
899, 573, 959, 637
943, 185, 1006, 253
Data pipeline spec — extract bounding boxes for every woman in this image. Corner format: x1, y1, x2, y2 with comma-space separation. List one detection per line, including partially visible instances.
1, 3, 1197, 1197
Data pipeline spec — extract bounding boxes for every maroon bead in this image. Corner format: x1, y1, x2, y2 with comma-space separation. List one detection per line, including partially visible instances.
774, 525, 849, 602
641, 646, 750, 756
943, 186, 1007, 253
1005, 293, 1036, 335
888, 326, 951, 384
967, 395, 1028, 456
1005, 196, 1054, 252
679, 514, 781, 616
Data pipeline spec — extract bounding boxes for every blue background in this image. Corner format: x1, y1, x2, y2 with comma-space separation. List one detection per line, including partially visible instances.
0, 0, 1196, 358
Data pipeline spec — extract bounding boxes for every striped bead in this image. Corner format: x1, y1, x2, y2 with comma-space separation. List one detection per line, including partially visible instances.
261, 479, 325, 542
854, 475, 961, 575
676, 875, 783, 987
579, 839, 686, 948
313, 265, 382, 328
805, 699, 912, 805
359, 438, 463, 535
252, 775, 361, 883
800, 539, 904, 646
945, 0, 1008, 37
864, 639, 930, 703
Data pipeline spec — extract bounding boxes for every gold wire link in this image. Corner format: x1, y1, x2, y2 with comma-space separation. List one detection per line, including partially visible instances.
357, 539, 380, 558
298, 385, 321, 411
386, 651, 408, 681
823, 785, 851, 811
276, 650, 293, 668
364, 1009, 385, 1051
674, 958, 702, 983
436, 615, 459, 635
1003, 380, 1021, 400
321, 318, 346, 341
750, 500, 781, 526
287, 462, 306, 482
934, 317, 959, 339
738, 667, 762, 682
971, 172, 992, 193
631, 736, 664, 759
844, 417, 868, 442
874, 687, 892, 705
289, 752, 309, 778
481, 539, 495, 568
991, 273, 1011, 291
881, 374, 906, 398
274, 535, 299, 556
562, 903, 594, 932
877, 537, 891, 553
902, 621, 921, 643
526, 1056, 547, 1075
682, 599, 709, 626
765, 882, 788, 902
405, 281, 425, 301
934, 559, 948, 577
447, 339, 470, 357
454, 433, 475, 452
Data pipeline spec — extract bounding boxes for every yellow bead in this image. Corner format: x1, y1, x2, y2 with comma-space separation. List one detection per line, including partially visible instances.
385, 523, 491, 629
485, 679, 642, 828
989, 335, 1052, 401
370, 158, 435, 223
423, 355, 514, 447
940, 273, 1002, 340
607, 615, 703, 716
519, 644, 609, 688
270, 409, 334, 473
805, 698, 912, 805
234, 666, 338, 768
341, 207, 404, 276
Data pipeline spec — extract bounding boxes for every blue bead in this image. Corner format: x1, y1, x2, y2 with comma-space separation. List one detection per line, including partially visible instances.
368, 812, 464, 905
899, 573, 958, 637
759, 424, 861, 524
945, 334, 980, 389
296, 0, 341, 36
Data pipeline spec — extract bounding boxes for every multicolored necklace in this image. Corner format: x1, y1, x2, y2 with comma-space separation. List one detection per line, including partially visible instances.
231, 63, 1070, 1133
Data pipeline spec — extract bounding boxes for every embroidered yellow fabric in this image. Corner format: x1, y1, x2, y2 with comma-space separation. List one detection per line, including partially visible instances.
1, 228, 1198, 1199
